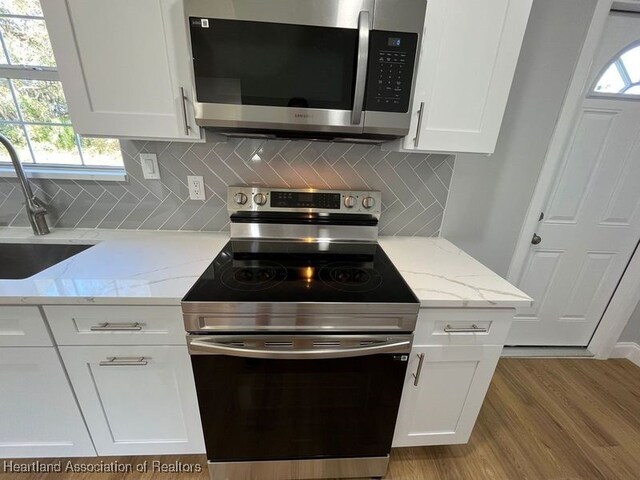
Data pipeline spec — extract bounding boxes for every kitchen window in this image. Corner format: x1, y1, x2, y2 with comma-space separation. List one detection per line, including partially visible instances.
592, 42, 640, 97
0, 0, 124, 178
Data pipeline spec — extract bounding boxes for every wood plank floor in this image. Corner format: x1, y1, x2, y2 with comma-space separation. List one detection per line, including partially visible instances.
2, 358, 639, 480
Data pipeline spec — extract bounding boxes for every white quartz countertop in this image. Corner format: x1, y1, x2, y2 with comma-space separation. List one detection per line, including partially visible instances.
0, 228, 531, 308
378, 237, 532, 308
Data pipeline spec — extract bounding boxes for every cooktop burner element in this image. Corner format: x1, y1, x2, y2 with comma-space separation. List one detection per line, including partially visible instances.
319, 262, 383, 293
220, 260, 288, 291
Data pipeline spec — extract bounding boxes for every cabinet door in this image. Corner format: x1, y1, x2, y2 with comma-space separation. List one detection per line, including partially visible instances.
60, 345, 204, 455
403, 0, 532, 154
42, 0, 201, 141
0, 347, 95, 458
392, 345, 501, 447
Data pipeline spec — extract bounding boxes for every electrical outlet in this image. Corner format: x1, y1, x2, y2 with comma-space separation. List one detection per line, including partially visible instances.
140, 153, 160, 180
188, 175, 206, 201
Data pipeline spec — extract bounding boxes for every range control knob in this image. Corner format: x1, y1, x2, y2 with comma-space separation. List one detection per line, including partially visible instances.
233, 192, 248, 205
253, 193, 268, 206
344, 195, 357, 209
362, 196, 376, 209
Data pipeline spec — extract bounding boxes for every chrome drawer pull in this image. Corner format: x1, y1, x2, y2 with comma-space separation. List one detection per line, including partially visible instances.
412, 353, 425, 386
99, 357, 148, 366
90, 322, 143, 331
443, 324, 488, 333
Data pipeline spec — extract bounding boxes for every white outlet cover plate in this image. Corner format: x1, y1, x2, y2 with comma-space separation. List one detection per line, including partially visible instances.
188, 175, 206, 201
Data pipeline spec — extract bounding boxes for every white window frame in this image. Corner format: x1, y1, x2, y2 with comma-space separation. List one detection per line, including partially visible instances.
589, 40, 640, 99
0, 9, 126, 181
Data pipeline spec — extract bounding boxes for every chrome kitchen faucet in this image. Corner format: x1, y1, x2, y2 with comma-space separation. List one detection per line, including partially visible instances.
0, 133, 50, 235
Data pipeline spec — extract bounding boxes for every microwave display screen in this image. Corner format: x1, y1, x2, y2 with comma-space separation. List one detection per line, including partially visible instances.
388, 38, 402, 47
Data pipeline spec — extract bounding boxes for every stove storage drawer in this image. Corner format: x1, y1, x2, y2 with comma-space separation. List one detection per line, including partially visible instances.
413, 308, 512, 346
44, 306, 186, 346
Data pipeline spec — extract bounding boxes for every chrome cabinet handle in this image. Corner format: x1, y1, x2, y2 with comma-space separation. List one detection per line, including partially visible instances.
180, 87, 191, 136
351, 11, 370, 125
90, 322, 143, 331
99, 357, 148, 366
443, 324, 488, 333
413, 102, 425, 147
412, 353, 425, 386
189, 338, 410, 359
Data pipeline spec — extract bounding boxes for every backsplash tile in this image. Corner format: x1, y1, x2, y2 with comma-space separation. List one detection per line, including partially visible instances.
0, 138, 454, 236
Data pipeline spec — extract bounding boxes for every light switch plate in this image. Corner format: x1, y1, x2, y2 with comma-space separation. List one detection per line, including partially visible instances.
140, 153, 160, 180
188, 175, 206, 201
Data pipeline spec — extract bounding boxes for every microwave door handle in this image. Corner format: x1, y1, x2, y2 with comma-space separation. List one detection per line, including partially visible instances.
351, 10, 370, 125
188, 338, 410, 359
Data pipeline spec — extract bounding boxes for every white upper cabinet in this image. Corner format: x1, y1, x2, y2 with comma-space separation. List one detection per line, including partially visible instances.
42, 0, 201, 141
398, 0, 532, 154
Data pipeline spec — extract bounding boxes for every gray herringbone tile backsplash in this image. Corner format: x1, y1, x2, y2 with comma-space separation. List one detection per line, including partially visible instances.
0, 138, 454, 236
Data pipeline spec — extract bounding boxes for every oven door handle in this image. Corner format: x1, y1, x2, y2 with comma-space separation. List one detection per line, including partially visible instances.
188, 338, 410, 359
351, 10, 370, 125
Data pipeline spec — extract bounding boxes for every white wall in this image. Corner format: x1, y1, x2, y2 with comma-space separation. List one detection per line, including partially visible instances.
441, 0, 598, 277
619, 300, 640, 343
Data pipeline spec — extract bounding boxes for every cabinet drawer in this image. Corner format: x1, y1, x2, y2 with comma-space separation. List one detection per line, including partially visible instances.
0, 307, 51, 347
44, 306, 186, 346
414, 308, 514, 346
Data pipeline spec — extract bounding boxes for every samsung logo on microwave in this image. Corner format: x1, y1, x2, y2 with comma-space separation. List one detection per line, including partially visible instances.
294, 114, 312, 119
191, 18, 209, 28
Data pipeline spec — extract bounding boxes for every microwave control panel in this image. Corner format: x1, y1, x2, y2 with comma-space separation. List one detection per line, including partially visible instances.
365, 31, 418, 113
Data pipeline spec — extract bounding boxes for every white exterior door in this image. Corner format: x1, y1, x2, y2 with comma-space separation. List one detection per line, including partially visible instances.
508, 12, 640, 346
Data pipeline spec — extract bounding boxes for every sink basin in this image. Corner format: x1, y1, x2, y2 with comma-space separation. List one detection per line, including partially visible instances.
0, 243, 94, 279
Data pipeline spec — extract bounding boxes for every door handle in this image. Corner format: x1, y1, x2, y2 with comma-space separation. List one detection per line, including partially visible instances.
412, 353, 425, 386
189, 338, 410, 359
180, 87, 191, 136
413, 102, 425, 148
351, 11, 370, 125
531, 233, 542, 245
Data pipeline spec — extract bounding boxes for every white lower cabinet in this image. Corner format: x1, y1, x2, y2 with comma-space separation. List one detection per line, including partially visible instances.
0, 347, 95, 458
393, 344, 502, 447
59, 345, 204, 456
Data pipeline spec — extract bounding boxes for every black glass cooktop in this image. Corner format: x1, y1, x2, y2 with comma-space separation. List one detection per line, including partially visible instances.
183, 241, 418, 304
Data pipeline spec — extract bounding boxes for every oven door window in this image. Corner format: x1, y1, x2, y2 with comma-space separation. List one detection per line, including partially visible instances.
191, 354, 407, 461
189, 18, 357, 110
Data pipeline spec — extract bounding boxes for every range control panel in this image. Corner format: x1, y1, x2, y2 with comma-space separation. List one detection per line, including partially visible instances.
227, 187, 382, 216
365, 31, 418, 113
271, 191, 342, 209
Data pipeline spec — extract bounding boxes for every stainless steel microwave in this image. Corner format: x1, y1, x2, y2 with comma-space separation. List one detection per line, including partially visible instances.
185, 0, 427, 141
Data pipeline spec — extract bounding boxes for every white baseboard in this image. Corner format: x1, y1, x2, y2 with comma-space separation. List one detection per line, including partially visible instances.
610, 342, 640, 367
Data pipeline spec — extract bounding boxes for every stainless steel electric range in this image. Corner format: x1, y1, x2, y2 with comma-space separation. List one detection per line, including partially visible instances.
182, 187, 419, 480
